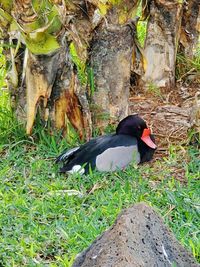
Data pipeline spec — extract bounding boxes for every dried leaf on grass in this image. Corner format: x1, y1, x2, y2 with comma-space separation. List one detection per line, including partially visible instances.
47, 189, 84, 198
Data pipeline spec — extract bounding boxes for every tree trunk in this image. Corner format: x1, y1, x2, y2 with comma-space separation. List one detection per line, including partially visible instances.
89, 23, 135, 130
25, 50, 60, 134
1, 0, 93, 138
1, 0, 199, 139
24, 41, 93, 139
1, 0, 142, 136
88, 0, 140, 129
141, 0, 183, 88
51, 46, 92, 140
179, 0, 200, 58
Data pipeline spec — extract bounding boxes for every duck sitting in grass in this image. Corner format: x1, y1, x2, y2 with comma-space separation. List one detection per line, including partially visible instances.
56, 115, 157, 174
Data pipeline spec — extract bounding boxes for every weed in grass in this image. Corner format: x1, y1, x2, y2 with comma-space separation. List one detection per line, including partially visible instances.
136, 2, 147, 47
137, 21, 147, 47
69, 43, 87, 85
87, 66, 95, 97
0, 47, 6, 88
147, 82, 163, 99
176, 53, 200, 83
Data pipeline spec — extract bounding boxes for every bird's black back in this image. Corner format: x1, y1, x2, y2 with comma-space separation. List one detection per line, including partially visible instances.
59, 134, 138, 173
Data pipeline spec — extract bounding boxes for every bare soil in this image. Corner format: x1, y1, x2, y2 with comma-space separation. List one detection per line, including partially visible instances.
129, 83, 200, 182
130, 84, 198, 149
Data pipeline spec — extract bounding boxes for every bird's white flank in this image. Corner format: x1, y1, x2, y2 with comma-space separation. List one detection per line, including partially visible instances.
67, 165, 85, 174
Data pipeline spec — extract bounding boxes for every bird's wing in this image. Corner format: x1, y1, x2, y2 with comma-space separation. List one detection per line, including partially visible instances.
56, 135, 110, 164
55, 147, 80, 163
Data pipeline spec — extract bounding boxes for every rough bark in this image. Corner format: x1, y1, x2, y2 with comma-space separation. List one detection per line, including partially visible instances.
25, 42, 91, 139
51, 47, 92, 139
7, 45, 26, 122
89, 23, 135, 130
6, 38, 91, 138
142, 0, 183, 88
179, 0, 200, 58
189, 92, 200, 139
25, 50, 60, 134
1, 0, 94, 137
106, 0, 140, 25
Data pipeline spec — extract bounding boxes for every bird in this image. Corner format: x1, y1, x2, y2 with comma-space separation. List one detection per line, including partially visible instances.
56, 115, 157, 174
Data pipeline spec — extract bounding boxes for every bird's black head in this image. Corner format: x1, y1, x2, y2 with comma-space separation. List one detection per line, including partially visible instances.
116, 115, 146, 137
116, 114, 157, 150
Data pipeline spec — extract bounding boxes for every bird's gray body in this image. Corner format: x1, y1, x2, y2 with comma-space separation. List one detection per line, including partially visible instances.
96, 145, 140, 171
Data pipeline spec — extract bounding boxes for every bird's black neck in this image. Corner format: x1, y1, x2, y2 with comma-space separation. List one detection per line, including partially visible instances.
137, 135, 155, 163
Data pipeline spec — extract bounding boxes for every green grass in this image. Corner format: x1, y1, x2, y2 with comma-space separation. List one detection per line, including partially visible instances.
69, 43, 87, 85
0, 29, 200, 267
176, 51, 200, 82
0, 47, 8, 113
0, 116, 199, 266
137, 20, 147, 47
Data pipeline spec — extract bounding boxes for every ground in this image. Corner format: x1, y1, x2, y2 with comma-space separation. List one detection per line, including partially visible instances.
130, 82, 200, 181
0, 68, 200, 266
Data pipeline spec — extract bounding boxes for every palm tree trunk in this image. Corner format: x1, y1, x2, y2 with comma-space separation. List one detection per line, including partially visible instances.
141, 0, 183, 88
25, 41, 92, 139
89, 23, 136, 130
1, 0, 92, 138
179, 0, 200, 58
1, 0, 198, 138
88, 0, 140, 130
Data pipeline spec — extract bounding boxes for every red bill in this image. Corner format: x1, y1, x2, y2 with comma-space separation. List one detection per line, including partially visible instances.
141, 128, 157, 149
